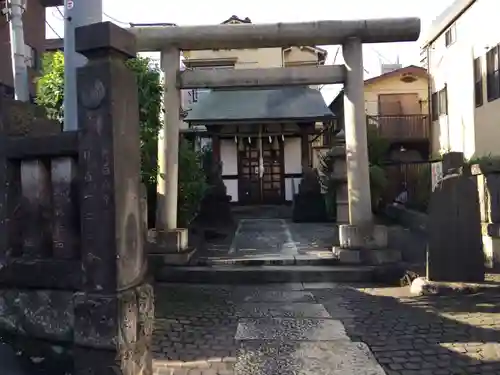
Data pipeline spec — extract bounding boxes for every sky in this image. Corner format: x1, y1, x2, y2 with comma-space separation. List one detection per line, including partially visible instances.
45, 0, 455, 103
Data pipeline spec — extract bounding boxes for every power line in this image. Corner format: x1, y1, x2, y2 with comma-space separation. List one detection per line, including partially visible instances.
56, 6, 64, 19
332, 46, 340, 64
46, 20, 61, 39
369, 45, 392, 64
103, 11, 130, 26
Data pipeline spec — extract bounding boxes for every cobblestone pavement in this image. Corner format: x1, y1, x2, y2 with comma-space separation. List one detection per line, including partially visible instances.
153, 281, 500, 375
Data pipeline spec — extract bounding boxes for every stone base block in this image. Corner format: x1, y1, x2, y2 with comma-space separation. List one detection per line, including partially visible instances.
338, 224, 365, 249
338, 224, 388, 249
149, 247, 197, 266
148, 228, 189, 253
363, 248, 401, 265
482, 234, 500, 269
332, 247, 401, 265
372, 225, 388, 248
332, 247, 362, 264
74, 283, 154, 375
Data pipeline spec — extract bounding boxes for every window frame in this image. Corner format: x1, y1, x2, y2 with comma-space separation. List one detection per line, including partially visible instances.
438, 85, 448, 116
431, 92, 439, 121
445, 24, 457, 47
486, 45, 500, 102
473, 56, 483, 107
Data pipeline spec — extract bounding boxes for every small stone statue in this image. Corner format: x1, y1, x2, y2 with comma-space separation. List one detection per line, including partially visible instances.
298, 167, 322, 194
207, 161, 228, 196
293, 166, 327, 222
195, 160, 233, 227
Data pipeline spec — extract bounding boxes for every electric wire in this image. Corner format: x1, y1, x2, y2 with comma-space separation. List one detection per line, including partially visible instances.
46, 20, 62, 39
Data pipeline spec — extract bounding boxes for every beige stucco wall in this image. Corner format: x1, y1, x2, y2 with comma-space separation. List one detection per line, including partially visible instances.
181, 46, 321, 129
427, 0, 500, 158
364, 75, 429, 116
183, 47, 284, 69
183, 46, 319, 69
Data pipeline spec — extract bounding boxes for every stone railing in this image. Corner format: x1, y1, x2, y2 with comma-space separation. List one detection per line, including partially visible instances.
0, 22, 153, 375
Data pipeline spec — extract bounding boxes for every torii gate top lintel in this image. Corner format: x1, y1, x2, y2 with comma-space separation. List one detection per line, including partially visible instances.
129, 17, 421, 52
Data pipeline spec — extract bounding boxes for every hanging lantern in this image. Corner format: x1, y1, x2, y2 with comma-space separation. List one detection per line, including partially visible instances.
248, 137, 251, 144
234, 136, 238, 144
268, 136, 272, 143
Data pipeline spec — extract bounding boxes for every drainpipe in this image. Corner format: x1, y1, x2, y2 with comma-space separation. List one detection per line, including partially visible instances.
426, 45, 432, 157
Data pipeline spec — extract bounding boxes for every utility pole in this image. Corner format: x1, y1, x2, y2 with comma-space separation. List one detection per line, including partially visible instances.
63, 0, 102, 130
6, 0, 29, 102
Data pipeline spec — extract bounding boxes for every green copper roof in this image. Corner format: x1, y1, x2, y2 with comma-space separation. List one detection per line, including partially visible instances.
184, 86, 334, 124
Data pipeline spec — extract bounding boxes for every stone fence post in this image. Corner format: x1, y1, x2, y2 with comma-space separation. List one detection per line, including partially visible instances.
471, 161, 500, 269
74, 22, 153, 375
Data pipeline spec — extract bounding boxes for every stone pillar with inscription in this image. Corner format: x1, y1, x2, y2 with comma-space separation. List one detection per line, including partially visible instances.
74, 22, 154, 375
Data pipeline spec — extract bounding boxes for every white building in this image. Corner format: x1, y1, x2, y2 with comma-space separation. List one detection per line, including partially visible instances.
421, 0, 500, 159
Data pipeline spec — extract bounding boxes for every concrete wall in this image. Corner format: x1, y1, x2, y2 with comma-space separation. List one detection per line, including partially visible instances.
364, 74, 429, 116
427, 0, 500, 158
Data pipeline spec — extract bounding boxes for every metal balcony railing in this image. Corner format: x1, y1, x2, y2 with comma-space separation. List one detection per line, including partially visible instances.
367, 114, 430, 141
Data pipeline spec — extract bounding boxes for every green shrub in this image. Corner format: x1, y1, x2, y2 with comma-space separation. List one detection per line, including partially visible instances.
36, 53, 207, 228
177, 139, 208, 227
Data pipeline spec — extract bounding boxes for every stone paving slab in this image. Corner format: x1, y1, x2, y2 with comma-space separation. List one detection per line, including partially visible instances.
235, 318, 348, 341
236, 303, 331, 318
240, 290, 315, 303
235, 341, 385, 375
153, 279, 500, 375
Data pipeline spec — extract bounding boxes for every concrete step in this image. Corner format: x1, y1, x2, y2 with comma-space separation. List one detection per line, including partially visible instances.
155, 265, 381, 284
190, 253, 339, 267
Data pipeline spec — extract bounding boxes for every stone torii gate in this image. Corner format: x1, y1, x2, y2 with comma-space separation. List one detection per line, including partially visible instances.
129, 18, 421, 254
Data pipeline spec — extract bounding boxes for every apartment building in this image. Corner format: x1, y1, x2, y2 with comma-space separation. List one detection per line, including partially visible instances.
421, 0, 500, 159
0, 0, 60, 98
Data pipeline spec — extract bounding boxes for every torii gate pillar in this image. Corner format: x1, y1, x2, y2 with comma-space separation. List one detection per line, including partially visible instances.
342, 37, 372, 226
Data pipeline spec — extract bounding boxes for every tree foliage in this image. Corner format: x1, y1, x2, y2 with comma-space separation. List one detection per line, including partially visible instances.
35, 52, 206, 226
177, 139, 207, 227
318, 124, 390, 215
36, 51, 65, 122
125, 57, 163, 187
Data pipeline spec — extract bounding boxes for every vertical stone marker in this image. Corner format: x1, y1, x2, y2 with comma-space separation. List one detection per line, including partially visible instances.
74, 22, 154, 375
427, 152, 485, 282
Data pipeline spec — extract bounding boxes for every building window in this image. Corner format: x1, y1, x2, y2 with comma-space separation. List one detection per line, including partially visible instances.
486, 45, 500, 101
474, 57, 483, 107
438, 86, 448, 116
431, 92, 438, 121
445, 24, 457, 47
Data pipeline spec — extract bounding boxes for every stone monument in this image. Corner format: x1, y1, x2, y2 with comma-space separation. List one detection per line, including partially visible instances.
292, 167, 328, 222
427, 152, 485, 282
196, 160, 233, 228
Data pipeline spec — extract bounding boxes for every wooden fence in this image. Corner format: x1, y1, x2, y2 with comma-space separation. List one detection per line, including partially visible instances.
380, 160, 440, 212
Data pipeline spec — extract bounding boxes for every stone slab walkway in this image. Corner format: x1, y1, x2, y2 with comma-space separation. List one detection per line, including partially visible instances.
193, 219, 338, 265
153, 280, 500, 375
